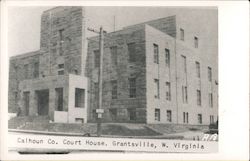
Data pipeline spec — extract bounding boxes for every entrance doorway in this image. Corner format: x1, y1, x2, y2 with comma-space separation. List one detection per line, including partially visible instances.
36, 89, 49, 115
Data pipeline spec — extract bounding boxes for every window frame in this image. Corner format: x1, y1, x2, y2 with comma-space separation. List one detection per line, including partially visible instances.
129, 78, 136, 98
153, 43, 159, 64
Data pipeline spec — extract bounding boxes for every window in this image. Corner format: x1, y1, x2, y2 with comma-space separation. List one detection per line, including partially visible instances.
55, 88, 63, 111
180, 28, 184, 41
210, 115, 214, 124
195, 61, 200, 78
75, 88, 85, 108
198, 114, 202, 124
110, 46, 118, 66
33, 62, 39, 78
154, 79, 160, 99
94, 50, 100, 68
129, 78, 136, 98
128, 108, 136, 121
181, 55, 187, 73
58, 64, 64, 75
58, 64, 64, 69
111, 80, 118, 99
165, 49, 170, 67
209, 93, 213, 107
167, 110, 172, 122
183, 112, 189, 123
58, 29, 65, 56
194, 36, 198, 48
75, 118, 84, 123
208, 67, 212, 82
153, 44, 159, 64
197, 90, 201, 106
182, 86, 188, 103
58, 70, 64, 75
128, 43, 136, 62
166, 82, 171, 101
24, 64, 28, 79
59, 29, 65, 41
155, 109, 160, 121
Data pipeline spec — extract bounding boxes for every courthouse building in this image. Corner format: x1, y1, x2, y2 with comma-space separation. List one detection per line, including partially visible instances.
8, 7, 218, 125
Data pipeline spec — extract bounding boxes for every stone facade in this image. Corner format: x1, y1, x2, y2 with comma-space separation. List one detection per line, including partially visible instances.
86, 27, 147, 123
8, 7, 88, 123
86, 17, 218, 125
8, 7, 218, 125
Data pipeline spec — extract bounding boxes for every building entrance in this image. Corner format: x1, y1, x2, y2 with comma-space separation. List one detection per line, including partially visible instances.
36, 89, 49, 115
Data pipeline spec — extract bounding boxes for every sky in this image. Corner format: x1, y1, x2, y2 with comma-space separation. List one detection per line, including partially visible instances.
7, 6, 217, 57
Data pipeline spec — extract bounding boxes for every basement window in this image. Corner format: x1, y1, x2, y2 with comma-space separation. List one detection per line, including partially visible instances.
75, 88, 85, 108
75, 118, 84, 123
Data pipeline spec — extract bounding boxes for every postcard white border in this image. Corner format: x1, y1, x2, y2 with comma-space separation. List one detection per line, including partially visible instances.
1, 0, 249, 160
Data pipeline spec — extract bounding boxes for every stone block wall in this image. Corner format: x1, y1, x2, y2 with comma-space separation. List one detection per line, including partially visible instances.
40, 6, 85, 76
86, 26, 147, 123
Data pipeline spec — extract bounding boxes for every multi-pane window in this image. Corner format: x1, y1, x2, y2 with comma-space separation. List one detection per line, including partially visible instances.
208, 67, 212, 82
154, 79, 160, 99
198, 114, 202, 124
182, 86, 188, 103
110, 46, 118, 66
197, 90, 201, 106
94, 50, 100, 68
209, 93, 213, 107
210, 115, 214, 124
155, 109, 160, 121
181, 55, 187, 73
111, 80, 118, 99
33, 62, 39, 78
165, 49, 170, 67
129, 78, 136, 98
55, 88, 63, 111
128, 43, 136, 62
153, 44, 159, 64
194, 36, 198, 48
167, 110, 172, 122
183, 112, 189, 123
24, 64, 28, 79
195, 61, 200, 78
75, 88, 85, 108
180, 28, 184, 41
166, 82, 171, 101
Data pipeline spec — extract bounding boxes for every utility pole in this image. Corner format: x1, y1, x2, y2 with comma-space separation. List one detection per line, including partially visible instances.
87, 26, 105, 137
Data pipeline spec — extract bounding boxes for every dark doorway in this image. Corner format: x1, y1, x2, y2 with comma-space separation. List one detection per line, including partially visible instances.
36, 89, 49, 115
23, 91, 30, 116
